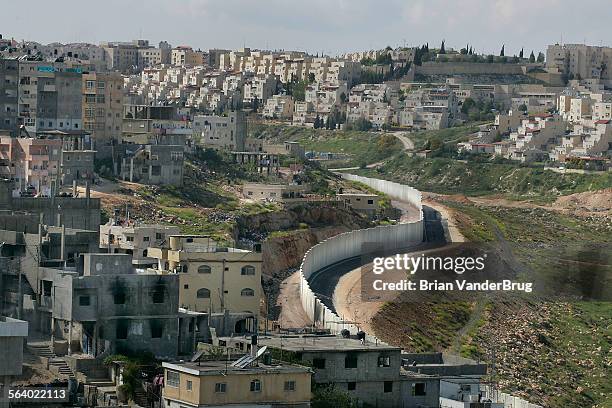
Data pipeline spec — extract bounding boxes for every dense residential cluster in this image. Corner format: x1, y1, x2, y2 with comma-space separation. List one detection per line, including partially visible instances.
0, 29, 608, 408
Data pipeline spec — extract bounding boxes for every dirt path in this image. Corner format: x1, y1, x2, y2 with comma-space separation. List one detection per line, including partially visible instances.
277, 270, 312, 329
392, 131, 415, 151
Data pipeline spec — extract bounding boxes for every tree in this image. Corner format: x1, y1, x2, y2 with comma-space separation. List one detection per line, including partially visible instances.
529, 51, 536, 63
314, 115, 321, 129
468, 46, 473, 55
340, 92, 347, 103
486, 54, 494, 63
439, 40, 446, 54
312, 385, 358, 408
518, 103, 528, 113
308, 72, 315, 83
537, 52, 545, 63
519, 48, 524, 59
461, 98, 476, 114
500, 45, 505, 57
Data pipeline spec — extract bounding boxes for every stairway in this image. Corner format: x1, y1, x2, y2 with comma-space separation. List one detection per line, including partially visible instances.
132, 388, 149, 408
28, 343, 55, 359
48, 358, 75, 378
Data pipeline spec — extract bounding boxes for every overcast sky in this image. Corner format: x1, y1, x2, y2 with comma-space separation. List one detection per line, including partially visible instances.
2, 0, 610, 55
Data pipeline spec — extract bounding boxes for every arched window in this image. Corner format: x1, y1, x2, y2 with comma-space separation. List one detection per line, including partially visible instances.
241, 288, 255, 297
198, 265, 211, 274
241, 265, 256, 276
197, 288, 210, 298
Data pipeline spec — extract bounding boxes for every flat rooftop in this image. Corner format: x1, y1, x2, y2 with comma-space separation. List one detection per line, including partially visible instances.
249, 335, 400, 352
163, 360, 310, 376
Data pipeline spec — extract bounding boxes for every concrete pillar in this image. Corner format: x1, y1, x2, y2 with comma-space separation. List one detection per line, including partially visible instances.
0, 375, 10, 408
50, 318, 55, 355
93, 323, 98, 357
67, 321, 72, 356
60, 225, 66, 262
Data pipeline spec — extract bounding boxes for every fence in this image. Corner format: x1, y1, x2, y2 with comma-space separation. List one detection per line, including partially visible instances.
298, 174, 423, 342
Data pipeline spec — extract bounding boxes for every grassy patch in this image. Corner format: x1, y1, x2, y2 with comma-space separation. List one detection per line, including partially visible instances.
359, 154, 612, 200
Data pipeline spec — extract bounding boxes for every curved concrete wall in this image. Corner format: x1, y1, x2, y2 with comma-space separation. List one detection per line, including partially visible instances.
299, 175, 423, 341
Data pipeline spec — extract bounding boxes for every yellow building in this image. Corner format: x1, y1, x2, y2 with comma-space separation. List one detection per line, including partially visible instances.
162, 359, 311, 408
148, 235, 263, 316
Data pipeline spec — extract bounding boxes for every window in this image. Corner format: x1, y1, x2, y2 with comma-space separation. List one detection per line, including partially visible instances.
79, 296, 91, 306
345, 355, 358, 369
312, 358, 326, 369
113, 293, 126, 305
143, 236, 150, 242
241, 288, 255, 297
198, 265, 211, 274
384, 381, 393, 393
377, 355, 390, 367
156, 233, 163, 240
186, 380, 192, 391
284, 380, 296, 391
184, 284, 189, 289
241, 265, 256, 276
250, 379, 261, 392
166, 371, 180, 388
197, 288, 210, 298
152, 285, 165, 303
347, 382, 356, 391
215, 383, 227, 393
412, 382, 426, 396
151, 320, 163, 338
116, 321, 128, 339
85, 80, 95, 90
367, 199, 374, 205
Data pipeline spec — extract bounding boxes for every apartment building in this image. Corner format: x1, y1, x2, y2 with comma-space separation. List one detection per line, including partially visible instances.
138, 41, 172, 68
147, 235, 263, 316
60, 149, 95, 186
82, 72, 123, 153
122, 104, 191, 145
120, 144, 184, 186
193, 110, 246, 151
101, 40, 151, 73
242, 74, 278, 105
547, 44, 612, 83
162, 359, 312, 408
0, 58, 19, 135
18, 60, 83, 133
0, 135, 62, 194
263, 94, 295, 119
171, 46, 205, 67
41, 43, 107, 72
48, 253, 184, 359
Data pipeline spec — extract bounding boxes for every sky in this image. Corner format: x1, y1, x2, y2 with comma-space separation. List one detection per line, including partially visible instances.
2, 0, 611, 56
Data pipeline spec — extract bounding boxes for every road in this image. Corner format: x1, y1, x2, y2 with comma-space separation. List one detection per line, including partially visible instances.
308, 205, 447, 313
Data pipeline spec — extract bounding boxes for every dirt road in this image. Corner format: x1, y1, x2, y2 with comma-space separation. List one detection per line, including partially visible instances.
276, 270, 312, 329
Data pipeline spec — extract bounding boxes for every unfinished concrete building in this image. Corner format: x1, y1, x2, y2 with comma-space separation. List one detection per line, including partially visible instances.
0, 179, 100, 230
120, 144, 184, 186
100, 223, 181, 267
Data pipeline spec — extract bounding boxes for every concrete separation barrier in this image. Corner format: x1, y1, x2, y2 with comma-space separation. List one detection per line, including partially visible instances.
298, 174, 423, 343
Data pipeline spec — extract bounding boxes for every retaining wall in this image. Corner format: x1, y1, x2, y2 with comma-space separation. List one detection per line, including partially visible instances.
298, 174, 423, 342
